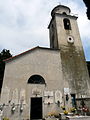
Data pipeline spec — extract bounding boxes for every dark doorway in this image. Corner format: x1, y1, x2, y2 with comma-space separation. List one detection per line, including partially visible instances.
71, 94, 76, 108
30, 97, 42, 119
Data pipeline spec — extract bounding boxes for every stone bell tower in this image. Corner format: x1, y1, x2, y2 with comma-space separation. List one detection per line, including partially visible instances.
48, 5, 90, 98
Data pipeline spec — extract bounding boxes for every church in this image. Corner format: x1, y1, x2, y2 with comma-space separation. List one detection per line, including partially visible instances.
0, 5, 90, 120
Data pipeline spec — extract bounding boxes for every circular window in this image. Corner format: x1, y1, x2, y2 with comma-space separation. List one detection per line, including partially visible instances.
67, 36, 74, 44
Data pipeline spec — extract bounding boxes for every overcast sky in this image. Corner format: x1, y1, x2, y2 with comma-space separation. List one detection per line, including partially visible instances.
0, 0, 90, 60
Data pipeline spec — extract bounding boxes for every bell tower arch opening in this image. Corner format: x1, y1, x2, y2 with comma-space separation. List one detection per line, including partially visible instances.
63, 18, 71, 30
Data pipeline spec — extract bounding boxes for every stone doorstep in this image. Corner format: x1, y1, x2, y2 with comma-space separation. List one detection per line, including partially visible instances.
46, 118, 59, 120
60, 113, 73, 119
66, 116, 90, 120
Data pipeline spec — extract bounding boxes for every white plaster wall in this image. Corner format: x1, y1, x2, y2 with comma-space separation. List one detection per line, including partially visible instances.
1, 48, 65, 119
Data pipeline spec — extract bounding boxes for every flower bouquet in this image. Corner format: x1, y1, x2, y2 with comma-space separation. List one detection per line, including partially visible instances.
70, 107, 76, 113
64, 110, 68, 115
61, 106, 65, 110
3, 117, 9, 120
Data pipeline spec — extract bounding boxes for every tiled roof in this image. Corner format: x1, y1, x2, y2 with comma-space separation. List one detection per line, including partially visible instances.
3, 46, 59, 62
3, 46, 39, 62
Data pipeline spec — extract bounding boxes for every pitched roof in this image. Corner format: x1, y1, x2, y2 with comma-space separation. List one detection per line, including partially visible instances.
3, 46, 59, 63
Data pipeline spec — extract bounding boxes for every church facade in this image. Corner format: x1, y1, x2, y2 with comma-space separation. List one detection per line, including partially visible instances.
0, 5, 90, 120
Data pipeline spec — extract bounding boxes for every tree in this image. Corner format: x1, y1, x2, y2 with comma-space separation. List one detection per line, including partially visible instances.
83, 0, 90, 20
0, 49, 12, 93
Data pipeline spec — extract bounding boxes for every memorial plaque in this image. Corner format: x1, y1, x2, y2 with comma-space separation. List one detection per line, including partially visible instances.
32, 88, 41, 95
0, 110, 3, 117
2, 86, 10, 104
20, 89, 26, 104
55, 90, 62, 103
44, 91, 54, 104
64, 88, 70, 94
44, 91, 53, 97
44, 97, 54, 104
12, 88, 18, 104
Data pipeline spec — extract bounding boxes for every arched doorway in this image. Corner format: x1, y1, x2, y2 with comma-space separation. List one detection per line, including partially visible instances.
28, 75, 45, 119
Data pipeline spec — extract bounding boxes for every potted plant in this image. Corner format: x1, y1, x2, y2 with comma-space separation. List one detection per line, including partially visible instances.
3, 117, 9, 120
61, 106, 65, 110
64, 110, 68, 115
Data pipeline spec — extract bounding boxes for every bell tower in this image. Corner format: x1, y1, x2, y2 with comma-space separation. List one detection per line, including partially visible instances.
48, 5, 90, 98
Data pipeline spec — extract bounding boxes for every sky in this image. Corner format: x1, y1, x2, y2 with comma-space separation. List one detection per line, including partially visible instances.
0, 0, 90, 61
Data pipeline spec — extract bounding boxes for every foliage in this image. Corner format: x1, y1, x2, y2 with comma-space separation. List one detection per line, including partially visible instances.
3, 117, 9, 120
48, 112, 56, 116
47, 111, 59, 117
82, 107, 89, 112
63, 110, 68, 115
83, 0, 90, 20
0, 49, 12, 93
0, 49, 12, 60
61, 106, 65, 110
70, 107, 76, 113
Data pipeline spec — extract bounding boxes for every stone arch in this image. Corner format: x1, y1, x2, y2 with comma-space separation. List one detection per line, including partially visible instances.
28, 75, 45, 84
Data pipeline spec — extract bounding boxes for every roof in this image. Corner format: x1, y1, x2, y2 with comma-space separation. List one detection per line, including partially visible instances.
51, 5, 71, 16
3, 46, 60, 63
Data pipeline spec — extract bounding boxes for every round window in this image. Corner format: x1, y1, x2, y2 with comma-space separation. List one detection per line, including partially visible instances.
67, 36, 74, 43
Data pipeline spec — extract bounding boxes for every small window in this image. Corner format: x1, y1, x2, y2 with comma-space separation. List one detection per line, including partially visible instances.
63, 18, 71, 30
28, 75, 45, 84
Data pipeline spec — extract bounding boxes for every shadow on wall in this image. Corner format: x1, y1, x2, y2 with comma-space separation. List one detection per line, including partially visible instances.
87, 61, 90, 77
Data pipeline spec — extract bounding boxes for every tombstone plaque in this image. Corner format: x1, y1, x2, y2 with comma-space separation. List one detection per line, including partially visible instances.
44, 91, 54, 104
2, 86, 10, 104
20, 89, 26, 104
12, 88, 18, 104
55, 90, 62, 103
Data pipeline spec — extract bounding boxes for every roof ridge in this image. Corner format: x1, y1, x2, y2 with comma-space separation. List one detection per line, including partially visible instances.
3, 46, 39, 62
3, 46, 60, 62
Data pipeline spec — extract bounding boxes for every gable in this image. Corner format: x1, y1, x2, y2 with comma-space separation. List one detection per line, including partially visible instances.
5, 48, 60, 71
4, 47, 59, 63
3, 48, 62, 89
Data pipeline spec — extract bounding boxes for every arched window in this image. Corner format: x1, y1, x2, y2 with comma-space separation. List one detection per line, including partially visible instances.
63, 18, 71, 30
28, 75, 45, 84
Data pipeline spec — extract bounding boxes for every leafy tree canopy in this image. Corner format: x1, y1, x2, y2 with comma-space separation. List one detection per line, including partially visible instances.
0, 49, 12, 61
0, 49, 12, 93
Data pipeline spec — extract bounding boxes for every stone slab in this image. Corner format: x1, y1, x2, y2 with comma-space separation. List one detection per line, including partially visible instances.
66, 116, 90, 120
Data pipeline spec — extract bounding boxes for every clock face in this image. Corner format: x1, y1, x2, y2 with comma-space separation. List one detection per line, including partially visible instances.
67, 36, 74, 44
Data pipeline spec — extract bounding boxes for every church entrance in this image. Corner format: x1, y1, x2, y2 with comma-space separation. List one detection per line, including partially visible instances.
30, 97, 42, 120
